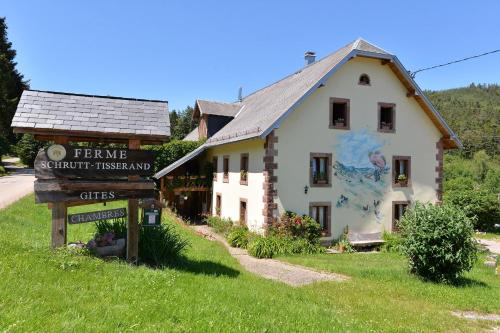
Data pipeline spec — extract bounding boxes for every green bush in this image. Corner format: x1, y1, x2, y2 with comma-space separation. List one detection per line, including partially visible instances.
94, 218, 127, 239
0, 165, 5, 176
399, 203, 478, 283
205, 215, 233, 235
247, 235, 324, 258
14, 134, 46, 167
445, 189, 500, 231
147, 140, 203, 173
270, 211, 322, 244
331, 233, 356, 253
381, 231, 402, 253
139, 224, 189, 267
247, 236, 277, 258
227, 226, 252, 248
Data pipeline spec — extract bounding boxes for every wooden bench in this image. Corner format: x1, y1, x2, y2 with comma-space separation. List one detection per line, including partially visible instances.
347, 231, 384, 247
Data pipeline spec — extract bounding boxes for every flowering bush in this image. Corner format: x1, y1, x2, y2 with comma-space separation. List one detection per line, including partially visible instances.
269, 211, 322, 244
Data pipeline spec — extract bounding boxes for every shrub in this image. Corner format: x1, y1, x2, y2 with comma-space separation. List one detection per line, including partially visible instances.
147, 140, 203, 174
271, 211, 322, 244
94, 218, 127, 239
247, 235, 324, 258
227, 226, 251, 248
247, 236, 277, 258
14, 134, 46, 167
381, 231, 402, 253
399, 202, 478, 283
139, 224, 189, 267
0, 165, 5, 176
331, 233, 356, 253
445, 189, 500, 231
205, 215, 233, 235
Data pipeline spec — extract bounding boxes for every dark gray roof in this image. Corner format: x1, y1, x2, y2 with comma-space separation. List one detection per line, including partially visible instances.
196, 99, 242, 117
11, 90, 170, 142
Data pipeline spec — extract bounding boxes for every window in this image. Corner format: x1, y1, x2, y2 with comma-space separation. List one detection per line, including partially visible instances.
310, 153, 332, 187
212, 156, 218, 181
223, 156, 229, 182
309, 202, 331, 236
240, 153, 249, 185
329, 98, 350, 129
239, 199, 247, 225
358, 73, 371, 86
215, 193, 222, 217
378, 102, 395, 132
392, 156, 411, 187
392, 201, 410, 232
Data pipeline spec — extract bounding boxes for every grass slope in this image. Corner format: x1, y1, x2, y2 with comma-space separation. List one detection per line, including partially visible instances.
0, 195, 499, 332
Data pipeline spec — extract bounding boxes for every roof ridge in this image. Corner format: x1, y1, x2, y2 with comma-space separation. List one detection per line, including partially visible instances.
196, 98, 241, 106
241, 41, 355, 101
27, 89, 168, 103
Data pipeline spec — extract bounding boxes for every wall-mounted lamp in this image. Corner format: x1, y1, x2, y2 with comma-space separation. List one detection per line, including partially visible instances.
304, 185, 309, 194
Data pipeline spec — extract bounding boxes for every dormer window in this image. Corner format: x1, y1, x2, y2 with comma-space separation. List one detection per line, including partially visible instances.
359, 74, 371, 85
378, 102, 395, 133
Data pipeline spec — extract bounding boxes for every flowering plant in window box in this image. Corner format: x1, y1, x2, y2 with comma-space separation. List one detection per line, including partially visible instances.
334, 118, 345, 126
380, 122, 393, 130
314, 172, 328, 184
397, 174, 408, 186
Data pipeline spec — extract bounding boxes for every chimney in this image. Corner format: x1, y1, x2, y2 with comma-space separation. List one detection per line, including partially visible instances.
304, 51, 316, 65
238, 86, 243, 102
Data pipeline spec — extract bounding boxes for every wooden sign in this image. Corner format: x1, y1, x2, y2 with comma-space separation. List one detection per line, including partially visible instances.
34, 145, 155, 179
34, 179, 156, 204
68, 208, 127, 224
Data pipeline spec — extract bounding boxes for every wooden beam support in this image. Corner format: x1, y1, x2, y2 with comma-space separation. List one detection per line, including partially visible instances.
381, 59, 391, 65
51, 202, 67, 248
126, 139, 141, 264
406, 89, 416, 98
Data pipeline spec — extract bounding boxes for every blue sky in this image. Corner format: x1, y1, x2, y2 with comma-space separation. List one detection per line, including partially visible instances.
2, 1, 499, 111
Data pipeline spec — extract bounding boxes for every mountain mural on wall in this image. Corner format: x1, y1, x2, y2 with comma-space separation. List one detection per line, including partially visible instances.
333, 128, 390, 222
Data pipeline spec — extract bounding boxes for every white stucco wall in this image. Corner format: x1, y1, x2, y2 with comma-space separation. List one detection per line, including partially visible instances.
274, 56, 442, 239
206, 139, 266, 233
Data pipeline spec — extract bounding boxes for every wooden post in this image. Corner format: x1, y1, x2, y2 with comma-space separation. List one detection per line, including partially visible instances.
50, 136, 69, 248
51, 202, 67, 248
127, 139, 141, 263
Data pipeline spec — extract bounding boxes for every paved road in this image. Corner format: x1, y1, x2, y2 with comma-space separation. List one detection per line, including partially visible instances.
0, 158, 35, 210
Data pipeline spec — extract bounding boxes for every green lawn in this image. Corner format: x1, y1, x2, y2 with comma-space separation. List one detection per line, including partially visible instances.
477, 232, 500, 242
0, 195, 498, 332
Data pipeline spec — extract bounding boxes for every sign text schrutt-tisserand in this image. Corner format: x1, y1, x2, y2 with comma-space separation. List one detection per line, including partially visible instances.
35, 145, 155, 179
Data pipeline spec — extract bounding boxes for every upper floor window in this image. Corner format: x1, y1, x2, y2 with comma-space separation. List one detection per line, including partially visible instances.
378, 102, 396, 133
392, 156, 411, 187
310, 153, 332, 187
329, 97, 350, 130
358, 74, 371, 86
223, 156, 229, 183
212, 156, 218, 180
240, 153, 249, 185
309, 202, 331, 236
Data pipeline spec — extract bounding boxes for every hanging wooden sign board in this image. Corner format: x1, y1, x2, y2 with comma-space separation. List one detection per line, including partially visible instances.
68, 208, 127, 224
34, 145, 155, 179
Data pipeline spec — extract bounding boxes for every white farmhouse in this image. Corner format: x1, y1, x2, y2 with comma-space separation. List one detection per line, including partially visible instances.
155, 38, 461, 240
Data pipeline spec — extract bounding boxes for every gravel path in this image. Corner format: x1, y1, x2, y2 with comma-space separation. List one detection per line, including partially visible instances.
193, 225, 349, 286
477, 239, 500, 255
0, 158, 35, 210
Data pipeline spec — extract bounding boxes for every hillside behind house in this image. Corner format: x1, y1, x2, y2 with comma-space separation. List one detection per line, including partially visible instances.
426, 83, 499, 158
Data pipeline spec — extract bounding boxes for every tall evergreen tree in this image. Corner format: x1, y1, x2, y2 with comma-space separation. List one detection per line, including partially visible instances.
0, 17, 29, 145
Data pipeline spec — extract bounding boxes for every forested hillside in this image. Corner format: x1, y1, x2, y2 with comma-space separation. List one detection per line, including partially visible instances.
426, 83, 499, 157
426, 84, 499, 231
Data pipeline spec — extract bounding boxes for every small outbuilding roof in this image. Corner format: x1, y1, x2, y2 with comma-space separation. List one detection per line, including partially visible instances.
11, 90, 170, 144
194, 99, 242, 118
183, 126, 200, 141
